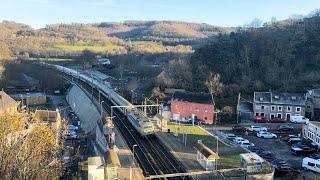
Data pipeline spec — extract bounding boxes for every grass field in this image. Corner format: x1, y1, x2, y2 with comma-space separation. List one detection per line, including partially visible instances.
218, 155, 241, 169
167, 122, 225, 148
49, 44, 125, 53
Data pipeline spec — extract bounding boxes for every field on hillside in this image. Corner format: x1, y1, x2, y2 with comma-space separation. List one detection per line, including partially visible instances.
49, 44, 126, 53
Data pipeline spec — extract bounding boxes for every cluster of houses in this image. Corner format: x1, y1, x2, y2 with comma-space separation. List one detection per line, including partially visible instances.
237, 89, 320, 122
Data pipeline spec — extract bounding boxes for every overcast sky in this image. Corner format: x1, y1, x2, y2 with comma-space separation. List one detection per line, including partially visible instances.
0, 0, 319, 28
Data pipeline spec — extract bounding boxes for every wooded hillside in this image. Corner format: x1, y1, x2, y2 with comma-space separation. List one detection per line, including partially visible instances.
189, 15, 320, 98
97, 21, 233, 46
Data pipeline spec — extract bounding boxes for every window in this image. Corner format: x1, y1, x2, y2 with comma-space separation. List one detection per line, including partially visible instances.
261, 113, 265, 117
204, 109, 208, 113
296, 107, 301, 112
270, 114, 275, 119
277, 113, 282, 119
261, 105, 265, 110
256, 113, 259, 116
308, 162, 315, 167
286, 113, 291, 120
204, 117, 207, 120
278, 106, 282, 111
271, 106, 275, 111
287, 106, 291, 112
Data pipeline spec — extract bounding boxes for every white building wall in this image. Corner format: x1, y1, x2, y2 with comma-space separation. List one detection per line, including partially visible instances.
303, 122, 320, 148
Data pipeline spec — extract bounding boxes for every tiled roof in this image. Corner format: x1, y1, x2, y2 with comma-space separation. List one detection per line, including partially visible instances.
0, 91, 19, 111
254, 92, 305, 106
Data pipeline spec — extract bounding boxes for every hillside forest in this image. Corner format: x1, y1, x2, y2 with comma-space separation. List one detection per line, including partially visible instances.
1, 14, 320, 107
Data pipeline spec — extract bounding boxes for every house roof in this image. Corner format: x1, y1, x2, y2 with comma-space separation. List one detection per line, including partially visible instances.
18, 73, 39, 87
254, 92, 305, 106
172, 91, 213, 104
194, 142, 219, 160
0, 91, 19, 111
308, 89, 320, 97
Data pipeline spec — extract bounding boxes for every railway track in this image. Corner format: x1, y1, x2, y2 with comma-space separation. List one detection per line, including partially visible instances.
64, 73, 193, 179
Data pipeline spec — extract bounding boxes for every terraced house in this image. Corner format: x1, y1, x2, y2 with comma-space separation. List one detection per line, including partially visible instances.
253, 92, 306, 121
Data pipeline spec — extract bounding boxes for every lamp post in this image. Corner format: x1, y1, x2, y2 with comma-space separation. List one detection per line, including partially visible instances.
132, 144, 137, 166
100, 101, 104, 120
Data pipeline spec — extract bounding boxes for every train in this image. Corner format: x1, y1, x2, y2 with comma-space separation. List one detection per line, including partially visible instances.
45, 63, 155, 136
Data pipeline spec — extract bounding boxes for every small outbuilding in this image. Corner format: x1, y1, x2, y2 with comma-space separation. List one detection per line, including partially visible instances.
194, 142, 219, 170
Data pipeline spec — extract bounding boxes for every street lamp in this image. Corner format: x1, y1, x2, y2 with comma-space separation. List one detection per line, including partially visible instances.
100, 101, 104, 120
132, 144, 137, 166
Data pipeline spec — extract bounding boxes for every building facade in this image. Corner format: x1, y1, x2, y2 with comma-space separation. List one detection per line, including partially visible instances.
253, 92, 306, 121
305, 89, 320, 120
171, 92, 215, 124
303, 121, 320, 148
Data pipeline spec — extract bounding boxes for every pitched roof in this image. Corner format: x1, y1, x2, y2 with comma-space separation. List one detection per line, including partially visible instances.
18, 73, 39, 87
308, 89, 320, 97
172, 91, 213, 104
194, 142, 219, 160
254, 92, 305, 106
0, 91, 19, 111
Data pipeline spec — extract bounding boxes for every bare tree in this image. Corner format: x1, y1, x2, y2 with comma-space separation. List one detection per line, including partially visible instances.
205, 72, 223, 105
0, 113, 65, 179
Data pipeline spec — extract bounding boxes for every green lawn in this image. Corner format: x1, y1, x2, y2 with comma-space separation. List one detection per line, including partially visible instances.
218, 155, 240, 169
167, 123, 225, 148
49, 44, 125, 53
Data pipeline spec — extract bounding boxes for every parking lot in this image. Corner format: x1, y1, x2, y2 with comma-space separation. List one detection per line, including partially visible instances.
223, 123, 305, 169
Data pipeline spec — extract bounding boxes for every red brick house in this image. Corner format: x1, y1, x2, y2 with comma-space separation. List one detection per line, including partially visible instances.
170, 92, 215, 124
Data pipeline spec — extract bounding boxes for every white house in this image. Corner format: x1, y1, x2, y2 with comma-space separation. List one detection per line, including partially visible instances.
303, 121, 320, 148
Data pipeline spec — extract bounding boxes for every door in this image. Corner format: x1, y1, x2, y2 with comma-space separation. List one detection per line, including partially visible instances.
286, 114, 291, 121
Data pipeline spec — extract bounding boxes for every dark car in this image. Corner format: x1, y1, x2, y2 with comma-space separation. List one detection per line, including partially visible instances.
254, 116, 268, 123
291, 144, 317, 156
284, 135, 299, 142
247, 146, 262, 153
273, 163, 293, 176
277, 125, 294, 132
269, 118, 285, 123
257, 151, 276, 161
310, 152, 320, 159
232, 125, 247, 132
287, 138, 301, 145
58, 102, 64, 106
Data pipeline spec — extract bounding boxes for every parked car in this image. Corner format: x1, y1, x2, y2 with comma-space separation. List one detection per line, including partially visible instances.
290, 115, 309, 124
247, 146, 262, 152
254, 116, 268, 123
67, 130, 77, 139
225, 133, 237, 141
232, 125, 247, 132
284, 134, 299, 142
310, 152, 320, 159
269, 118, 286, 123
271, 160, 293, 176
68, 125, 79, 131
58, 102, 64, 107
248, 125, 268, 132
292, 144, 317, 156
257, 151, 276, 161
257, 131, 277, 138
287, 137, 301, 145
234, 137, 249, 144
240, 142, 255, 149
302, 157, 320, 173
277, 125, 294, 132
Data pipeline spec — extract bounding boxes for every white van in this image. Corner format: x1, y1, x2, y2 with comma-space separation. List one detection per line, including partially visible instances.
302, 157, 320, 173
290, 115, 309, 124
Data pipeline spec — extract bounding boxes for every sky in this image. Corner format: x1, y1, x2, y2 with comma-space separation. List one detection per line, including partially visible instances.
0, 0, 319, 28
